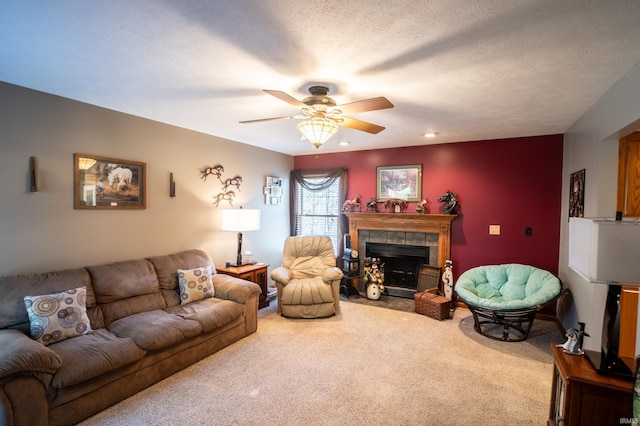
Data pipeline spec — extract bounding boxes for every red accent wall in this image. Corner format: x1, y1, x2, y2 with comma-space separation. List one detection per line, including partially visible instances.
294, 135, 563, 276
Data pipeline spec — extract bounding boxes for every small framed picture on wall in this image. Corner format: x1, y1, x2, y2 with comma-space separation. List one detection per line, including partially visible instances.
569, 169, 585, 219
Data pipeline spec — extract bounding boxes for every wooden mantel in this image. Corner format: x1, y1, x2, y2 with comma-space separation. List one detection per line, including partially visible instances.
343, 212, 457, 267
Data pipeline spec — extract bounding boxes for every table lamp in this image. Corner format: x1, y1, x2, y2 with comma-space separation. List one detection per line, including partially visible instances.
221, 207, 261, 267
568, 216, 640, 380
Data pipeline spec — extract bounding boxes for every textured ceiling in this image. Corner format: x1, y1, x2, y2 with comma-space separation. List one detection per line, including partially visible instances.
2, 1, 640, 156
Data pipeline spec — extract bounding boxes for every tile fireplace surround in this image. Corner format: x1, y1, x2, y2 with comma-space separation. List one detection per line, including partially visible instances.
343, 212, 457, 270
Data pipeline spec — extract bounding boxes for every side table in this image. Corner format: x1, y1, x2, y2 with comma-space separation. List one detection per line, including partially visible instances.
216, 263, 271, 308
548, 343, 633, 425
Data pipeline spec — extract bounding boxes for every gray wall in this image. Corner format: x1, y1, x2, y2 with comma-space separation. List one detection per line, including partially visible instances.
0, 82, 293, 276
560, 62, 640, 354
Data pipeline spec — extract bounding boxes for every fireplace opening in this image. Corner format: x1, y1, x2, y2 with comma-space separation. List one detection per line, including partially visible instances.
365, 242, 429, 298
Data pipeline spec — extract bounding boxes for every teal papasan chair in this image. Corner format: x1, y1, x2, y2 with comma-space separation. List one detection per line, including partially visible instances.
454, 264, 562, 342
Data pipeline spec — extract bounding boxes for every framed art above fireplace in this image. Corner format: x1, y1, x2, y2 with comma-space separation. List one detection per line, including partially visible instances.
376, 164, 422, 202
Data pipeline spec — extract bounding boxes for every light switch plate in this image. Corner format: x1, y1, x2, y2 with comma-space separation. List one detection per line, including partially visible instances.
489, 225, 501, 235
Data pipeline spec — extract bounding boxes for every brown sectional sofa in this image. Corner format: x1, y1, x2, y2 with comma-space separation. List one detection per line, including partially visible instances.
0, 249, 261, 426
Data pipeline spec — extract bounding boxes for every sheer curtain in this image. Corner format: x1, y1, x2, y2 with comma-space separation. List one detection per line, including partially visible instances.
290, 168, 348, 256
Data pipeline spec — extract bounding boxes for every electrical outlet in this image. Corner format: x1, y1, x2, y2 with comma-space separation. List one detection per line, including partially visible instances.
489, 225, 501, 235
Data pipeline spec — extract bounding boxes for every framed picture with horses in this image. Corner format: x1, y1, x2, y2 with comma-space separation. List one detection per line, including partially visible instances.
376, 164, 422, 202
74, 153, 146, 209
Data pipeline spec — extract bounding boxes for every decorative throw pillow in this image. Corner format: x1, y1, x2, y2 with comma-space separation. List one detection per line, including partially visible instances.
24, 286, 93, 346
177, 266, 214, 304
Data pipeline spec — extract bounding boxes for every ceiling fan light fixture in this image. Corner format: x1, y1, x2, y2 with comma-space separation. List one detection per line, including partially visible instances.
298, 118, 339, 149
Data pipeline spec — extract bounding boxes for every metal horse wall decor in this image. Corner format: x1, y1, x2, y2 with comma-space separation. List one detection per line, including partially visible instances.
222, 175, 242, 192
213, 191, 236, 207
200, 164, 224, 182
200, 164, 242, 207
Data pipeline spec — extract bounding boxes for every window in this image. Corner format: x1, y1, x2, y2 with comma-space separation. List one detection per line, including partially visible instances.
294, 176, 341, 254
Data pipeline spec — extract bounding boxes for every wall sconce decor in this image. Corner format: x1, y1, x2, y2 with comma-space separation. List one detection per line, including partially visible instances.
29, 156, 38, 192
169, 172, 176, 197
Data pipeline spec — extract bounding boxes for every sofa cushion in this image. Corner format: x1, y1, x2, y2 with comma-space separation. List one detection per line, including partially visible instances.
88, 259, 165, 325
24, 286, 93, 345
48, 328, 146, 388
166, 298, 244, 333
107, 310, 203, 351
147, 249, 216, 307
0, 267, 94, 333
0, 329, 62, 378
178, 266, 214, 304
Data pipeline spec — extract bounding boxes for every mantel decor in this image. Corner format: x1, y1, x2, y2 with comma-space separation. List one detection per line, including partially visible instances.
376, 164, 422, 202
74, 153, 146, 209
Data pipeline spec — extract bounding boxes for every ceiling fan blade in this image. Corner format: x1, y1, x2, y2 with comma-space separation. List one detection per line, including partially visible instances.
263, 90, 307, 109
338, 97, 394, 115
339, 116, 386, 134
239, 115, 298, 124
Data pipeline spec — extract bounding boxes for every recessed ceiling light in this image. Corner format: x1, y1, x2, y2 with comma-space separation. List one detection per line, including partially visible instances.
338, 140, 351, 146
423, 132, 438, 138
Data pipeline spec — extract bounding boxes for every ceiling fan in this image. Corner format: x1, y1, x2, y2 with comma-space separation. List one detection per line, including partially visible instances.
240, 86, 394, 147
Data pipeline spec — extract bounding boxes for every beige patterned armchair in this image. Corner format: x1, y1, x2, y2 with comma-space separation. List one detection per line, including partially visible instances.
270, 236, 343, 318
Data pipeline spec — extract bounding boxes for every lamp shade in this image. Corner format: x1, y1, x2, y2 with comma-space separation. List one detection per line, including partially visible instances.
298, 118, 339, 149
221, 208, 260, 232
568, 217, 640, 285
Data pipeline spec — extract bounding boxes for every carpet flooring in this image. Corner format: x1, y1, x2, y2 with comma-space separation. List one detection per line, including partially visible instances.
79, 299, 564, 426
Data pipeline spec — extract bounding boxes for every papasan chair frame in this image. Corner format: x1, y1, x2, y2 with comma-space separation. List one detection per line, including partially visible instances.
454, 264, 562, 342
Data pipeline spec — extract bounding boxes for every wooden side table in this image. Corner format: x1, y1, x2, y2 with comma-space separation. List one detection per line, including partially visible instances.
548, 344, 634, 425
216, 263, 270, 308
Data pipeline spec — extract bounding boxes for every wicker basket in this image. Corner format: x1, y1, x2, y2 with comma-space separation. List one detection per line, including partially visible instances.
414, 288, 451, 320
